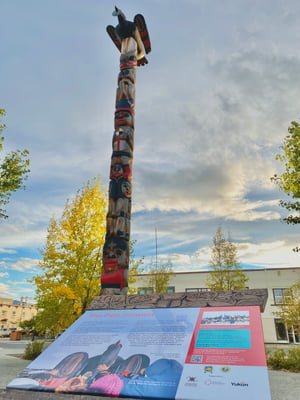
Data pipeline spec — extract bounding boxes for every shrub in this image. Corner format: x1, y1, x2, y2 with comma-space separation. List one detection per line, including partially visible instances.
284, 346, 300, 372
267, 349, 286, 370
267, 347, 300, 372
22, 341, 45, 360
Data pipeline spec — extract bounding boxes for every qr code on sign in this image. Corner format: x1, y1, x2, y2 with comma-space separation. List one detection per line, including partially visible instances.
191, 355, 203, 363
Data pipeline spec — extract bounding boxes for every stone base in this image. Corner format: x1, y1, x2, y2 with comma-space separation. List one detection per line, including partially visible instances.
89, 288, 268, 312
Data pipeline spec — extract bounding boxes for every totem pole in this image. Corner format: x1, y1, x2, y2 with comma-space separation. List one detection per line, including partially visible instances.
100, 7, 151, 295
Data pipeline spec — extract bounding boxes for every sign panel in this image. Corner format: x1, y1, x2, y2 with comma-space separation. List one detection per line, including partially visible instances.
7, 306, 271, 399
176, 306, 271, 400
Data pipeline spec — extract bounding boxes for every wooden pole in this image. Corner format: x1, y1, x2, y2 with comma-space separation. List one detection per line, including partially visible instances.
100, 38, 137, 295
100, 8, 151, 295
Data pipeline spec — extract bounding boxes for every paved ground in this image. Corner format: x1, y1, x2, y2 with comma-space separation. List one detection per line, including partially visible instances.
268, 369, 300, 400
0, 339, 30, 390
0, 339, 299, 399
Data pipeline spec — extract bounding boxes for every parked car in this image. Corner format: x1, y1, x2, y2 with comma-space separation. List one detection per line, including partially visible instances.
0, 328, 16, 337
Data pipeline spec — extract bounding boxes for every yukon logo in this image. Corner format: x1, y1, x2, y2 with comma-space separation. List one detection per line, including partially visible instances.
231, 381, 248, 387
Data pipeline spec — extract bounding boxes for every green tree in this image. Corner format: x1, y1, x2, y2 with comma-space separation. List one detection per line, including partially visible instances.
0, 109, 30, 218
32, 178, 107, 335
206, 227, 248, 291
145, 261, 174, 294
19, 317, 38, 334
271, 120, 300, 252
276, 281, 300, 339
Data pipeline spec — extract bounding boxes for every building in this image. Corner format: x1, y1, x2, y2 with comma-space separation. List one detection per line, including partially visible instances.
132, 267, 300, 344
0, 297, 37, 333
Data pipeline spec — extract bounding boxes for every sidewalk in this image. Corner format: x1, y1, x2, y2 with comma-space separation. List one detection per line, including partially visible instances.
0, 340, 30, 390
0, 344, 299, 399
268, 369, 300, 400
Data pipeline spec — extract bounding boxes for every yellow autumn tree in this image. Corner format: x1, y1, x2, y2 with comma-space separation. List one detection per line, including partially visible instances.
32, 177, 107, 335
206, 226, 248, 291
146, 261, 174, 294
276, 281, 300, 338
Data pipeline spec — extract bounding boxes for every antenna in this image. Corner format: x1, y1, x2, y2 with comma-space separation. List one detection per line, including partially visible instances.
155, 226, 158, 268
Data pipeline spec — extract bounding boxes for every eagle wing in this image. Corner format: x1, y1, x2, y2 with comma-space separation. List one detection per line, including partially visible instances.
134, 14, 151, 54
106, 25, 122, 52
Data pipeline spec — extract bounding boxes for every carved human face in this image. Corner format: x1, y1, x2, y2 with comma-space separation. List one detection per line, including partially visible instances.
114, 109, 134, 129
110, 162, 124, 180
103, 238, 129, 272
110, 156, 131, 180
121, 181, 131, 198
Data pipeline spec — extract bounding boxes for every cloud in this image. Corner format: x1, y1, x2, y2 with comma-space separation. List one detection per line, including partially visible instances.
142, 238, 300, 273
11, 258, 41, 273
134, 163, 281, 221
0, 272, 9, 278
2, 258, 40, 273
237, 240, 300, 267
0, 248, 16, 254
0, 199, 64, 249
0, 282, 36, 300
131, 44, 300, 226
1, 0, 300, 301
0, 223, 47, 249
133, 44, 300, 215
0, 283, 10, 297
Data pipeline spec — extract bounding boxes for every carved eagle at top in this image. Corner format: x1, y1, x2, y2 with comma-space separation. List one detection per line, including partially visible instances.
106, 6, 151, 66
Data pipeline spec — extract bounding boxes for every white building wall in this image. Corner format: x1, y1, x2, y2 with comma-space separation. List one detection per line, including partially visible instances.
132, 267, 300, 344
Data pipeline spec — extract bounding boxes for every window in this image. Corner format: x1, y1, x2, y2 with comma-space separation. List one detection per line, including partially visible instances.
287, 327, 299, 344
274, 319, 288, 340
137, 287, 154, 295
137, 287, 174, 294
185, 288, 209, 293
273, 288, 292, 304
167, 286, 175, 293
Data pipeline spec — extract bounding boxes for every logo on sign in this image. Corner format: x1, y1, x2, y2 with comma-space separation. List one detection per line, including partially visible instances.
231, 381, 249, 387
220, 366, 230, 373
184, 376, 198, 387
204, 379, 225, 386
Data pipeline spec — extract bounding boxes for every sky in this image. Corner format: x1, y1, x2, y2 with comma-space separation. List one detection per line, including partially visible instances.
1, 0, 299, 302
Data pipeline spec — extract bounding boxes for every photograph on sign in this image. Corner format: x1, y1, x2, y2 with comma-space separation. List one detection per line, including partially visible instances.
200, 310, 250, 325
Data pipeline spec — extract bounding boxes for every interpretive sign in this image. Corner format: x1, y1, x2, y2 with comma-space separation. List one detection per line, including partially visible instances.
176, 306, 271, 400
7, 306, 270, 399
